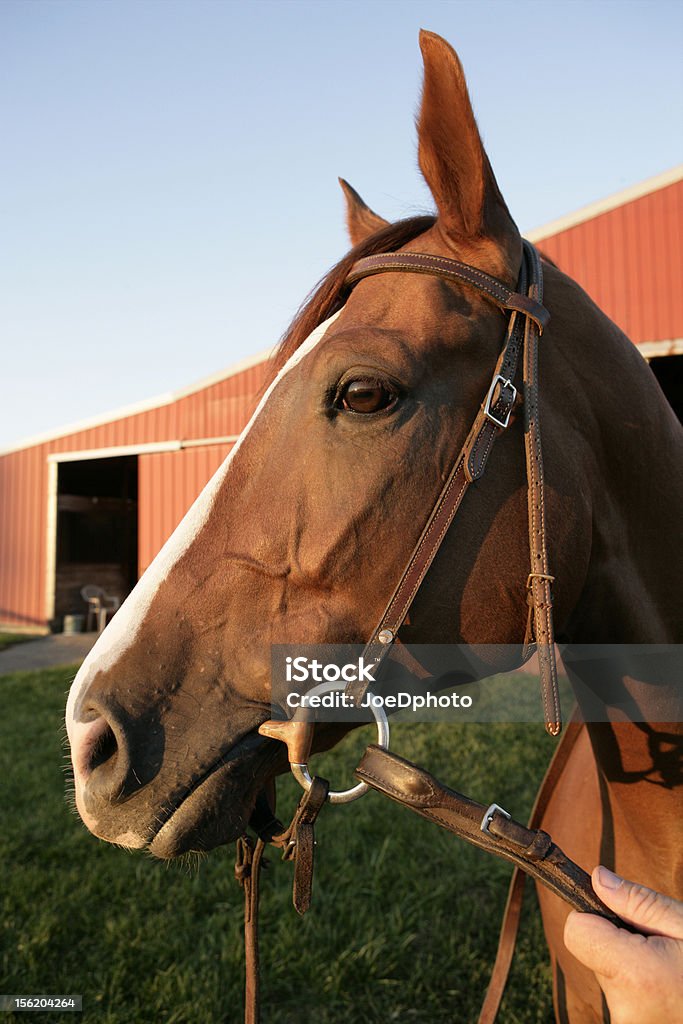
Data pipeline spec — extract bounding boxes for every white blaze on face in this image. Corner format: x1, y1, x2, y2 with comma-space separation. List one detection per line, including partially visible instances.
65, 310, 342, 747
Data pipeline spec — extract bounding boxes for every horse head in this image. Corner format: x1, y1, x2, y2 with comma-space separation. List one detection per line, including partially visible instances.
66, 32, 667, 860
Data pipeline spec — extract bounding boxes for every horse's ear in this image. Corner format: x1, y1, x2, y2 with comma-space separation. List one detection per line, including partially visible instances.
417, 30, 515, 244
339, 178, 390, 245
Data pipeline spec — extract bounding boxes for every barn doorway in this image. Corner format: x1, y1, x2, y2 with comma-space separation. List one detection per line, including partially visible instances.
54, 456, 138, 628
649, 355, 683, 423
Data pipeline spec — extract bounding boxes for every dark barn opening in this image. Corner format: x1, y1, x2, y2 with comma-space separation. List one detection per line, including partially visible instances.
649, 354, 683, 424
54, 456, 138, 625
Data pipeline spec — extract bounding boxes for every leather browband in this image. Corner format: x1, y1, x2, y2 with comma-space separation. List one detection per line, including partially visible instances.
345, 251, 551, 333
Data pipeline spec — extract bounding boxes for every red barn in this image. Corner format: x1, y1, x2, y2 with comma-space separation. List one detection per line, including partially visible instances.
527, 166, 682, 419
1, 166, 681, 631
0, 353, 269, 631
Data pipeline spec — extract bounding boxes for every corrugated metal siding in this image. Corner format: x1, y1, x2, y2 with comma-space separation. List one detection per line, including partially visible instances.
536, 179, 683, 345
0, 362, 266, 627
177, 363, 266, 439
0, 446, 48, 627
138, 445, 232, 574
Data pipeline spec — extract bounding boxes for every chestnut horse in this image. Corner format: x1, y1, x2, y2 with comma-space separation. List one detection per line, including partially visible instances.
66, 31, 682, 1023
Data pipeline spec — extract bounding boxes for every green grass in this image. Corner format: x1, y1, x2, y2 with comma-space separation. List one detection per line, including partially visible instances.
0, 632, 36, 652
1, 667, 558, 1023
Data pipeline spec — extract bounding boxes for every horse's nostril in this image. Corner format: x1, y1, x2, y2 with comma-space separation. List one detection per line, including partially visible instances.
71, 712, 139, 805
73, 716, 118, 781
89, 722, 118, 773
70, 701, 158, 807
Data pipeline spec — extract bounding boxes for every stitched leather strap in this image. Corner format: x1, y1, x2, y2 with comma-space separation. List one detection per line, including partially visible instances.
521, 242, 561, 734
355, 745, 634, 930
275, 776, 329, 915
235, 835, 266, 1024
478, 713, 585, 1023
238, 778, 330, 1024
346, 251, 550, 333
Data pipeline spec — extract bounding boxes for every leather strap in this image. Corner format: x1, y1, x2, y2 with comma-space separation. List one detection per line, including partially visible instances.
237, 777, 329, 1024
355, 745, 634, 929
343, 241, 560, 736
479, 862, 526, 1024
235, 835, 266, 1024
274, 776, 329, 915
478, 713, 584, 1023
344, 254, 528, 700
345, 251, 550, 333
521, 242, 561, 735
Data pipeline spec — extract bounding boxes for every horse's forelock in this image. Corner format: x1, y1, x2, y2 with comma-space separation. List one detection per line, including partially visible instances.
269, 215, 436, 382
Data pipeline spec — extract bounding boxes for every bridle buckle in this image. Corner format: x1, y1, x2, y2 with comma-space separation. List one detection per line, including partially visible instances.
481, 802, 511, 836
484, 375, 517, 429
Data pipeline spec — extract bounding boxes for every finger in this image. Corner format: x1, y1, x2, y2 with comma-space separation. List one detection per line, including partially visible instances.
564, 909, 649, 980
592, 867, 683, 939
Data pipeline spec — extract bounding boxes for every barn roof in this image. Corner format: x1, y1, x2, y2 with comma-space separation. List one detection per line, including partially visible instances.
526, 165, 682, 243
526, 165, 683, 353
0, 346, 272, 457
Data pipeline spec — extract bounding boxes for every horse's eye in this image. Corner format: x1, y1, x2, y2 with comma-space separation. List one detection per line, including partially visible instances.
340, 379, 397, 414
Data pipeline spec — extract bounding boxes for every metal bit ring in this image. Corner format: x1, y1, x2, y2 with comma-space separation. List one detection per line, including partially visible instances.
290, 681, 390, 804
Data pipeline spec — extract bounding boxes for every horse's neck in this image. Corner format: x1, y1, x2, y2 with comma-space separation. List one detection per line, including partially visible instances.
558, 290, 683, 645
582, 718, 683, 894
572, 445, 681, 643
562, 647, 683, 891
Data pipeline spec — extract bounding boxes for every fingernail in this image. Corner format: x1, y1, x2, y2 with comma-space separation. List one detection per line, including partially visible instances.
597, 866, 622, 889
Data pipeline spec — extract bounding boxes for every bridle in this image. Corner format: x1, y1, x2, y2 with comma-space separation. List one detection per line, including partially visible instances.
236, 240, 635, 1023
341, 240, 560, 736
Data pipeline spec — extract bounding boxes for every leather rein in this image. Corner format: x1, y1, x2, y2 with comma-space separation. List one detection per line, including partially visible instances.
235, 241, 634, 1023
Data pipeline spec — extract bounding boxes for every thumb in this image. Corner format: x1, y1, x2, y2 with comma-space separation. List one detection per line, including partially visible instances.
591, 866, 683, 939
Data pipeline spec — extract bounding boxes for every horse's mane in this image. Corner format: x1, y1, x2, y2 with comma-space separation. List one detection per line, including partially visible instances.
271, 215, 435, 376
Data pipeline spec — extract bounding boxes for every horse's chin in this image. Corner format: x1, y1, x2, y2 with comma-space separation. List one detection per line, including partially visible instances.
147, 766, 251, 858
145, 723, 354, 858
147, 736, 286, 859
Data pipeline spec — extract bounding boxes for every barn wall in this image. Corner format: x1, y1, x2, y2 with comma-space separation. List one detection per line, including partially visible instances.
177, 363, 266, 438
0, 361, 267, 628
0, 446, 48, 627
138, 444, 232, 574
535, 179, 682, 345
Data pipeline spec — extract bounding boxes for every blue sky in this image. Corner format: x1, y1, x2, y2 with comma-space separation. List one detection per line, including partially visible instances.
2, 0, 681, 450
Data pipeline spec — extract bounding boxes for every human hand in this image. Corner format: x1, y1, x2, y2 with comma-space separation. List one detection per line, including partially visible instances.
564, 865, 683, 1024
